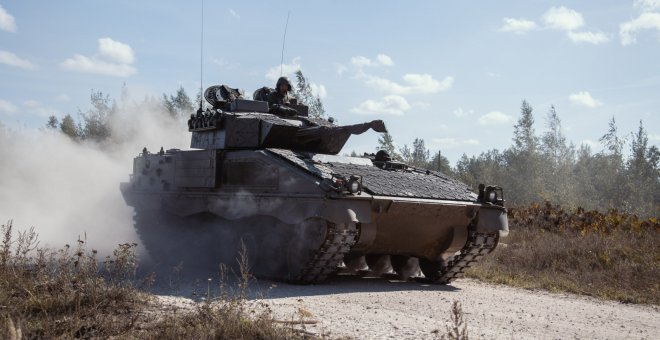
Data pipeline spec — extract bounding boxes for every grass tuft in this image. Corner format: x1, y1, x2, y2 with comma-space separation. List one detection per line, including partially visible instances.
466, 202, 660, 304
0, 220, 309, 339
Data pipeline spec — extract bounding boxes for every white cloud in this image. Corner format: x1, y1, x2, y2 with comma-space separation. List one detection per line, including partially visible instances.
229, 9, 240, 20
569, 91, 603, 108
648, 133, 660, 141
60, 38, 136, 77
619, 12, 660, 45
478, 111, 513, 125
310, 83, 327, 99
375, 54, 394, 66
98, 38, 135, 64
499, 18, 537, 34
361, 73, 453, 95
452, 108, 474, 117
265, 57, 301, 81
351, 95, 411, 115
61, 54, 136, 77
0, 5, 17, 33
635, 0, 660, 11
432, 137, 480, 149
542, 6, 585, 31
487, 72, 501, 78
0, 99, 18, 115
22, 100, 59, 117
0, 50, 38, 70
351, 54, 394, 67
568, 31, 610, 44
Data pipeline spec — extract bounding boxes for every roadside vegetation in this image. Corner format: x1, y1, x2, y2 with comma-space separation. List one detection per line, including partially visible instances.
466, 202, 659, 304
0, 220, 306, 339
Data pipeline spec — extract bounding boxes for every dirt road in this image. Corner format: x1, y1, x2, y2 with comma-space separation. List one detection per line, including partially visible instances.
250, 275, 658, 339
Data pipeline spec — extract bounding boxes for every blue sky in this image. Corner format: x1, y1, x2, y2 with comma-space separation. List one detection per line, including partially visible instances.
1, 0, 659, 163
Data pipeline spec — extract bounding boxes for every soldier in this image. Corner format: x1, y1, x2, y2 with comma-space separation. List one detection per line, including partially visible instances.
267, 76, 298, 117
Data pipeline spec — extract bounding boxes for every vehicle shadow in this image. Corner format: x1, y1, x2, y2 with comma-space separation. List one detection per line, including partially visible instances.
140, 262, 462, 300
255, 274, 461, 300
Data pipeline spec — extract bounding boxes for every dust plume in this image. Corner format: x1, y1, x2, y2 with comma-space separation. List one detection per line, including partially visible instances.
0, 94, 189, 255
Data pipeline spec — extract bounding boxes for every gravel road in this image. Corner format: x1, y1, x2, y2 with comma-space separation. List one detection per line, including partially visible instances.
248, 274, 659, 340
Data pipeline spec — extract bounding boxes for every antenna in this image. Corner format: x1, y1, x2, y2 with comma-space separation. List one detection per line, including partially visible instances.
198, 0, 204, 111
280, 11, 290, 76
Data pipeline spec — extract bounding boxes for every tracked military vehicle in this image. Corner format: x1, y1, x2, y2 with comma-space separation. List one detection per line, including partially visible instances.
120, 84, 508, 284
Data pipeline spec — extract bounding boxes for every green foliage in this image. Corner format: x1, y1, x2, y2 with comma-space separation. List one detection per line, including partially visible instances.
377, 131, 399, 160
59, 114, 80, 139
79, 90, 114, 142
429, 150, 452, 174
163, 86, 195, 118
46, 115, 58, 129
293, 70, 326, 118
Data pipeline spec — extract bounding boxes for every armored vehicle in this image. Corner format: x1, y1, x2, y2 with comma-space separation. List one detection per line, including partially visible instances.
120, 85, 508, 284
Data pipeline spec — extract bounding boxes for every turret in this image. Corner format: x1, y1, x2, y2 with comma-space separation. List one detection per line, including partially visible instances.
187, 85, 386, 154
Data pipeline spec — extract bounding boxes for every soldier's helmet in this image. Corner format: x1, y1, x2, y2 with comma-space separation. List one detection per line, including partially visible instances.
276, 76, 292, 92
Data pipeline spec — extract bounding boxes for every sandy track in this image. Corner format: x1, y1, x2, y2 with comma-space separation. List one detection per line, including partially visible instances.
249, 275, 658, 340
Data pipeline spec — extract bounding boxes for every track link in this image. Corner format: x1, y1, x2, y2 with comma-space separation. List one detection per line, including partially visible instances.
424, 231, 499, 284
295, 222, 358, 284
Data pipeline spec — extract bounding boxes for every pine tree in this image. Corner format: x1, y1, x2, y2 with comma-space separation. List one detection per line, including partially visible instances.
163, 86, 194, 118
429, 150, 452, 174
513, 100, 537, 153
377, 131, 399, 160
293, 70, 326, 118
411, 138, 430, 168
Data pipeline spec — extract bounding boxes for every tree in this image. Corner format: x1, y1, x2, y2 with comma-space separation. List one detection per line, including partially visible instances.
59, 114, 80, 139
599, 116, 625, 158
46, 115, 59, 129
626, 120, 660, 215
79, 90, 113, 142
506, 100, 543, 204
377, 131, 399, 160
398, 144, 412, 164
429, 150, 452, 174
163, 86, 194, 118
293, 70, 325, 118
512, 100, 538, 153
540, 106, 568, 166
411, 138, 430, 168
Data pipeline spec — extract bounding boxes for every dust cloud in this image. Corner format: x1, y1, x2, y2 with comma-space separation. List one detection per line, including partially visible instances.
0, 94, 190, 256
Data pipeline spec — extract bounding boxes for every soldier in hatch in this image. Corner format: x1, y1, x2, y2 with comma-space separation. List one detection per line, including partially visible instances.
267, 76, 298, 117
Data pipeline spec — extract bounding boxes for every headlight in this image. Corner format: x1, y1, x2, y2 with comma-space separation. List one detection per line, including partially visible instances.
349, 180, 360, 193
347, 175, 362, 194
478, 184, 504, 206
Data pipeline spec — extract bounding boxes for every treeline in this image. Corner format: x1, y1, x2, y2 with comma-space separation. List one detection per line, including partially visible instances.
378, 101, 659, 217
46, 71, 325, 142
43, 81, 657, 217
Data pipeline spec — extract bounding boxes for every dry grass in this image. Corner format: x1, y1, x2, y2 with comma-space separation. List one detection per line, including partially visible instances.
0, 220, 309, 339
466, 202, 660, 304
